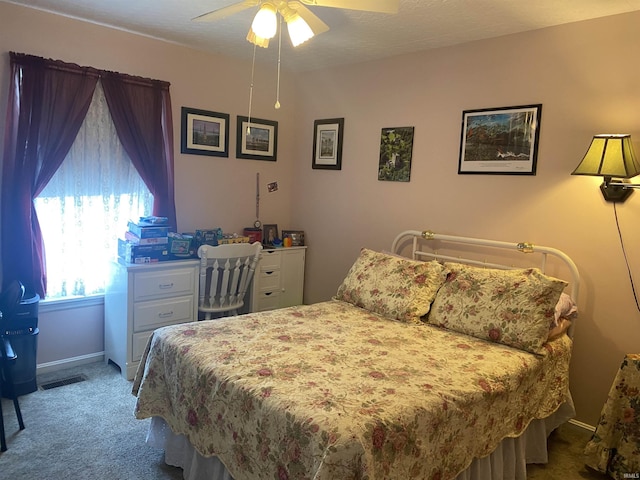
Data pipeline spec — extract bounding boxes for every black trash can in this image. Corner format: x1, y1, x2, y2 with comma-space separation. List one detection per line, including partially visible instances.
2, 293, 39, 397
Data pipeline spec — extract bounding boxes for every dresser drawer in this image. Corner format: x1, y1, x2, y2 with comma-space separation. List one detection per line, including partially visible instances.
258, 270, 280, 290
133, 268, 195, 301
255, 290, 281, 311
133, 295, 194, 332
259, 250, 281, 270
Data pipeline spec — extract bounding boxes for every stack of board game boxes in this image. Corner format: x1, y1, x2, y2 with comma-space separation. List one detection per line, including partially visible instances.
118, 220, 171, 263
118, 221, 253, 264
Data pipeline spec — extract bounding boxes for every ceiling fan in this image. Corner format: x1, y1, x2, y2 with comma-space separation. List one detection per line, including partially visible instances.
194, 0, 400, 48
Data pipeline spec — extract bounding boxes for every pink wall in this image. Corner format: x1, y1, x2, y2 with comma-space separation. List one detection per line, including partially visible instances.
2, 2, 640, 426
291, 12, 640, 426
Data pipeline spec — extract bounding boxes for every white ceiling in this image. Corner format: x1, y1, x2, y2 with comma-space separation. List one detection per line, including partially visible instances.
5, 0, 640, 72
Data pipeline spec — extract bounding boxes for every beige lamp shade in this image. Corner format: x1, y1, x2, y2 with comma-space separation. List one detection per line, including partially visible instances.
285, 12, 314, 46
251, 3, 277, 39
572, 134, 640, 178
246, 28, 270, 48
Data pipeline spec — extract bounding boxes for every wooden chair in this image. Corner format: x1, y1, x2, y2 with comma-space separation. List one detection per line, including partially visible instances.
0, 281, 26, 452
197, 242, 262, 320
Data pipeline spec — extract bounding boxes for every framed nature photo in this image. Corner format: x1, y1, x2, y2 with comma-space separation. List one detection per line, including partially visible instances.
263, 224, 279, 246
378, 126, 415, 182
312, 118, 344, 170
181, 107, 229, 157
236, 116, 278, 161
458, 104, 542, 175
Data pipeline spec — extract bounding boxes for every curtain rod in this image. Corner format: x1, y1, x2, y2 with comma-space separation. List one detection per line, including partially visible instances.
9, 52, 170, 89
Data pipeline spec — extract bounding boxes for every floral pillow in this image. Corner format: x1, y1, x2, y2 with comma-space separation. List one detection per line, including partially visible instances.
334, 248, 447, 324
427, 263, 568, 353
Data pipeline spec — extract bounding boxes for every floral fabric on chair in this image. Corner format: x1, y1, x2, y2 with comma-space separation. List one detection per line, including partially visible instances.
584, 354, 640, 479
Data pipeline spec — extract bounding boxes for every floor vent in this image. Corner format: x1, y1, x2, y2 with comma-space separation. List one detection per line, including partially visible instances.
40, 374, 88, 390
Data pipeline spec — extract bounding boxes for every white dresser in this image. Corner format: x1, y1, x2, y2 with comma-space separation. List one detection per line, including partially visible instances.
248, 246, 306, 312
104, 258, 199, 380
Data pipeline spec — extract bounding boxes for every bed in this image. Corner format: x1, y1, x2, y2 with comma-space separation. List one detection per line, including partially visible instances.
132, 230, 580, 480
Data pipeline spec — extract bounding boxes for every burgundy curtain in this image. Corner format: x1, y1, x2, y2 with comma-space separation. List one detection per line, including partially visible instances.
1, 53, 176, 297
1, 53, 98, 296
101, 72, 176, 229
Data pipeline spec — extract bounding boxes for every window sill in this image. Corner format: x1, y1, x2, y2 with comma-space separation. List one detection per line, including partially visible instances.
39, 294, 104, 313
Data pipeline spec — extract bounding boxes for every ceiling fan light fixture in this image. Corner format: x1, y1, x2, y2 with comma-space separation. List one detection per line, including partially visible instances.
285, 13, 314, 47
246, 27, 271, 48
251, 2, 278, 39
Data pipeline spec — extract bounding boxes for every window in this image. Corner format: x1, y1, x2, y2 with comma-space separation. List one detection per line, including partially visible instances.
34, 83, 153, 300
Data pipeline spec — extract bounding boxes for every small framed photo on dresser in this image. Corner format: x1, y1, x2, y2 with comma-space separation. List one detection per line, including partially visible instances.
263, 224, 279, 246
282, 230, 305, 246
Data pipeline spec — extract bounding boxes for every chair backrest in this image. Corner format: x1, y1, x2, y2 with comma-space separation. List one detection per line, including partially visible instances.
197, 242, 262, 319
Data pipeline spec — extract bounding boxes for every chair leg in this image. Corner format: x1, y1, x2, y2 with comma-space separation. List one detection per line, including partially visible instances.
0, 362, 25, 452
4, 366, 24, 431
13, 397, 24, 431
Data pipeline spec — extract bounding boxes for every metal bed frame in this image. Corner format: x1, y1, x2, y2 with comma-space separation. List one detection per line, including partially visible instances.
391, 229, 580, 305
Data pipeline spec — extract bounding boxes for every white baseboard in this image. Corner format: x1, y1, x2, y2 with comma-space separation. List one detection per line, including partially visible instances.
36, 352, 104, 375
568, 418, 596, 432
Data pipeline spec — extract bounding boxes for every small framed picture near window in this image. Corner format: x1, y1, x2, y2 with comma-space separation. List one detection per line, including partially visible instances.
263, 224, 279, 246
236, 116, 278, 161
181, 107, 229, 157
458, 104, 542, 175
312, 118, 344, 170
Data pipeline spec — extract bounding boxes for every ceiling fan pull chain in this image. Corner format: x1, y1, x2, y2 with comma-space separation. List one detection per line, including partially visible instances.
275, 14, 282, 109
247, 43, 257, 134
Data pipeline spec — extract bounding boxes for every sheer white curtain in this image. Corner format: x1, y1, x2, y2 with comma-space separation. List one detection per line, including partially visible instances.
34, 82, 153, 299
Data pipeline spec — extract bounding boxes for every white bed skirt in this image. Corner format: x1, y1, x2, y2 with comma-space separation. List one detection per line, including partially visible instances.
146, 398, 575, 480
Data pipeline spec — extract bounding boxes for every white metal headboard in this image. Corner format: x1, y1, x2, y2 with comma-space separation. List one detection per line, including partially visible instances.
391, 230, 580, 303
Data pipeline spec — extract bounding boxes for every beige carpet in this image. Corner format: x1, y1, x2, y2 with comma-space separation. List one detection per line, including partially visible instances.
0, 360, 611, 479
528, 422, 610, 479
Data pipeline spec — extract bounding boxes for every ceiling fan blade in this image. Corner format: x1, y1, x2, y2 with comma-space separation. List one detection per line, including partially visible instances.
193, 0, 261, 22
288, 2, 330, 35
298, 0, 399, 14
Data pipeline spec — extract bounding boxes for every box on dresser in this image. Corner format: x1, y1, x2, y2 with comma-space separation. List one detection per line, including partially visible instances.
127, 221, 171, 239
117, 238, 169, 263
124, 230, 169, 245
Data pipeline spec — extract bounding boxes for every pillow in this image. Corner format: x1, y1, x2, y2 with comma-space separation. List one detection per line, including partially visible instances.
554, 292, 578, 327
427, 263, 568, 353
335, 248, 447, 324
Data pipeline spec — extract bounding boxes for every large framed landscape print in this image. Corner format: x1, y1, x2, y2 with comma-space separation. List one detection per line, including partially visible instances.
458, 104, 542, 175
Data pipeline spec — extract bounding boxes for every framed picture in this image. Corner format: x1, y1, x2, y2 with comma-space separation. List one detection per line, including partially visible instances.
312, 118, 344, 170
181, 107, 229, 157
378, 126, 415, 182
263, 224, 279, 246
236, 116, 278, 161
458, 104, 542, 175
282, 230, 305, 246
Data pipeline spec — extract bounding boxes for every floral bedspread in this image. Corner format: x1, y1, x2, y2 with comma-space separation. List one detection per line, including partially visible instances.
133, 300, 572, 480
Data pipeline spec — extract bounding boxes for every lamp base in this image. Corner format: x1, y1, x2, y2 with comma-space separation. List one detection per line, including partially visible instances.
600, 181, 633, 202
